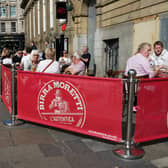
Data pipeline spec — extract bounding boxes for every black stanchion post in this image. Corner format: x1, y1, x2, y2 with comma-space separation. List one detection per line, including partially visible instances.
113, 69, 144, 160
3, 64, 24, 127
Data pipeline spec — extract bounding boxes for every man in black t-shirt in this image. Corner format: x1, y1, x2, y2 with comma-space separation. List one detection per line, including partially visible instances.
12, 48, 23, 65
81, 46, 91, 69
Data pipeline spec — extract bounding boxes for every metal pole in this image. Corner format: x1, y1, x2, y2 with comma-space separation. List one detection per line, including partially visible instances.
3, 64, 24, 127
113, 69, 144, 160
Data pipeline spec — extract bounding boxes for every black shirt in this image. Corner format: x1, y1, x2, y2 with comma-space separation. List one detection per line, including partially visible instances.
81, 53, 91, 68
12, 55, 22, 64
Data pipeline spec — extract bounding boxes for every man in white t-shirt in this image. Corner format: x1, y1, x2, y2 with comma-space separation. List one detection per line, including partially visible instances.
149, 41, 168, 67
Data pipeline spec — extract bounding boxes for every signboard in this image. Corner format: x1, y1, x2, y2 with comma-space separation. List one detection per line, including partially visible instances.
17, 71, 123, 142
134, 78, 168, 142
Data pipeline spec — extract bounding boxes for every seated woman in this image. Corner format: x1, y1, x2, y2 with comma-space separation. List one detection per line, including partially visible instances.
125, 42, 161, 78
64, 51, 85, 75
22, 50, 39, 72
2, 48, 12, 65
36, 48, 60, 73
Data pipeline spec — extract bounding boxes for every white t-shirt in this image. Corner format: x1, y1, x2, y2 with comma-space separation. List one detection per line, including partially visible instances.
3, 58, 12, 65
21, 54, 32, 71
150, 49, 168, 67
36, 59, 60, 73
59, 57, 71, 65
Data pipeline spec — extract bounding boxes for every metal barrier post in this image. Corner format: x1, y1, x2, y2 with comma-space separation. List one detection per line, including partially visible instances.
3, 64, 24, 127
113, 69, 144, 160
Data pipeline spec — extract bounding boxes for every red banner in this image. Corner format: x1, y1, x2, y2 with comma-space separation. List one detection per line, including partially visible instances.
17, 71, 123, 142
134, 78, 168, 142
1, 65, 12, 114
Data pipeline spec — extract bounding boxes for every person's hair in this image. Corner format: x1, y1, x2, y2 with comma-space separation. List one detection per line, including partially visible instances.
63, 50, 67, 54
25, 45, 32, 53
153, 41, 164, 48
73, 51, 81, 60
30, 50, 39, 60
17, 48, 23, 52
45, 48, 56, 60
45, 40, 49, 44
83, 46, 89, 51
137, 42, 151, 53
2, 48, 10, 57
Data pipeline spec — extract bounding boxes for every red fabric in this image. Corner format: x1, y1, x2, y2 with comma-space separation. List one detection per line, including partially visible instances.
61, 24, 66, 31
1, 65, 12, 114
134, 78, 168, 142
17, 71, 123, 142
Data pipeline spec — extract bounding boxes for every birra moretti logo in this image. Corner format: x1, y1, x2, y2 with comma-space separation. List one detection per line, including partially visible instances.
37, 80, 86, 128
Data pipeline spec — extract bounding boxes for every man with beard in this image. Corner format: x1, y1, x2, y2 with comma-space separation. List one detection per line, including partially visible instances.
150, 41, 168, 67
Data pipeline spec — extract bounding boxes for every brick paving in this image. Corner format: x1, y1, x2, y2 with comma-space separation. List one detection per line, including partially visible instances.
0, 100, 167, 168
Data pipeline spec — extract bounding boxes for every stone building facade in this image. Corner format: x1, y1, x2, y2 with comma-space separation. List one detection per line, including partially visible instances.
21, 0, 168, 76
0, 0, 25, 53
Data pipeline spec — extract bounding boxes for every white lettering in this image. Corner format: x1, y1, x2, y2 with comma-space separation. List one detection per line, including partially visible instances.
40, 104, 45, 110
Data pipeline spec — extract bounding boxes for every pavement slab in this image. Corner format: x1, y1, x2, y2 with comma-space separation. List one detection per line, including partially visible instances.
143, 140, 168, 161
0, 144, 43, 162
81, 138, 114, 152
0, 129, 13, 147
10, 157, 72, 168
39, 143, 63, 157
10, 127, 55, 145
151, 157, 168, 168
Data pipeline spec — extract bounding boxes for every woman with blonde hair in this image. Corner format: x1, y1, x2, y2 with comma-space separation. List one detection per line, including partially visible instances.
36, 48, 60, 73
125, 42, 161, 78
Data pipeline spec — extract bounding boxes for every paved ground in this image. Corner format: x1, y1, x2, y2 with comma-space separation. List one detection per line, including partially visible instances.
0, 100, 168, 168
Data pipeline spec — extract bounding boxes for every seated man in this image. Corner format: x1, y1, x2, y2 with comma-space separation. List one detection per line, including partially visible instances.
149, 41, 168, 67
64, 51, 85, 75
125, 42, 161, 78
12, 48, 23, 65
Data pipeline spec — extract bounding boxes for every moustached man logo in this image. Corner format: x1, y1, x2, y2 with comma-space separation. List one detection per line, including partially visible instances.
37, 80, 86, 128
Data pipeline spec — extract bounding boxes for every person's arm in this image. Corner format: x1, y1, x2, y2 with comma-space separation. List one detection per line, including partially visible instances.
80, 57, 88, 63
143, 60, 161, 78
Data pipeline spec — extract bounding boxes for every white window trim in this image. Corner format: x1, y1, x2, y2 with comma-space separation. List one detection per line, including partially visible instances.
29, 12, 32, 39
43, 0, 46, 32
37, 0, 40, 35
50, 0, 54, 28
33, 7, 36, 37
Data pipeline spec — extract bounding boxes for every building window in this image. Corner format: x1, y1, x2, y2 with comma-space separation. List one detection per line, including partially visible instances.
1, 22, 5, 32
0, 7, 6, 17
43, 0, 46, 32
11, 22, 16, 32
10, 6, 16, 17
104, 38, 119, 73
50, 0, 54, 28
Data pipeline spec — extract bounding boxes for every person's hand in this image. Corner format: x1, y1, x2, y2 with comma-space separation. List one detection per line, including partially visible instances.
155, 65, 163, 71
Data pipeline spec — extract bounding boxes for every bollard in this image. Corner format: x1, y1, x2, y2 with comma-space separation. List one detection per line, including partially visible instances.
113, 69, 144, 160
3, 64, 24, 127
